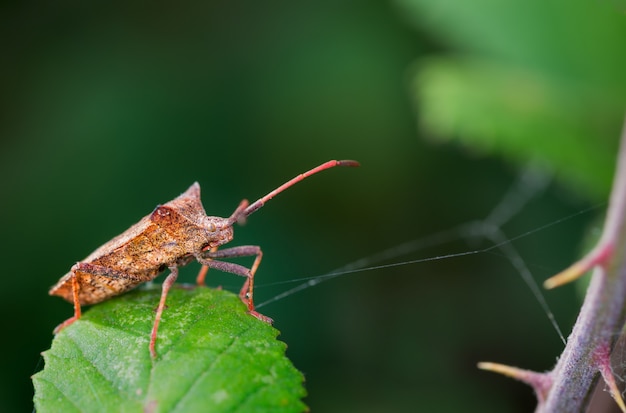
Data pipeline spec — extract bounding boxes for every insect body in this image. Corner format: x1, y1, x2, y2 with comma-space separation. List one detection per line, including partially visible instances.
50, 160, 359, 358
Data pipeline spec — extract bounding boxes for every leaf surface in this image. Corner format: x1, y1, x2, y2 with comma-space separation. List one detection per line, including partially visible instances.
33, 287, 306, 413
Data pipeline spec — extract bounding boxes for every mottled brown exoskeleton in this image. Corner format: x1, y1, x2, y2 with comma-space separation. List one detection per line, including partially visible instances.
50, 160, 359, 358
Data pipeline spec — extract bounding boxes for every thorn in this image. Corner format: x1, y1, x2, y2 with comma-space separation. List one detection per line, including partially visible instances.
596, 344, 626, 413
544, 261, 590, 289
544, 242, 614, 289
478, 362, 552, 404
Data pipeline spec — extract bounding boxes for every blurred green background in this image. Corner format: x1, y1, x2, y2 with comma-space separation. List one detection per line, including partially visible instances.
3, 0, 625, 412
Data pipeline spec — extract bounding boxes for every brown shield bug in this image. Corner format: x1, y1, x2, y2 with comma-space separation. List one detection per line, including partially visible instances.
50, 160, 359, 358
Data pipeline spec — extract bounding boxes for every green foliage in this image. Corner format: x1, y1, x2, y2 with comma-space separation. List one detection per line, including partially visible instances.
400, 0, 626, 200
32, 287, 306, 413
413, 58, 617, 198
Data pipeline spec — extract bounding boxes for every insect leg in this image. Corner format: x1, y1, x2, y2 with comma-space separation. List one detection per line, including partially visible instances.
197, 246, 273, 324
150, 266, 179, 359
53, 272, 82, 334
196, 246, 218, 286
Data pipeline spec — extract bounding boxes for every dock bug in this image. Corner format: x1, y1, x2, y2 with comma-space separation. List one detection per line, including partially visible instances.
50, 160, 359, 358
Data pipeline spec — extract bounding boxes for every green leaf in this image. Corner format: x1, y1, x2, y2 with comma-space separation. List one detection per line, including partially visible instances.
399, 0, 626, 201
32, 287, 307, 413
412, 57, 618, 199
399, 0, 626, 86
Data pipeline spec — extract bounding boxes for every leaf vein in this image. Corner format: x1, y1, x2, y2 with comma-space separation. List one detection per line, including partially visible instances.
36, 377, 83, 413
169, 332, 243, 412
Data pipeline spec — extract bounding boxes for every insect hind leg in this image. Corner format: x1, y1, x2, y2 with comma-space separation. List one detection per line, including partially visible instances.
53, 272, 82, 334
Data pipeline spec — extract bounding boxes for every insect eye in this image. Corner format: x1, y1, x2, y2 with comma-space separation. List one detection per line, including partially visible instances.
208, 222, 217, 232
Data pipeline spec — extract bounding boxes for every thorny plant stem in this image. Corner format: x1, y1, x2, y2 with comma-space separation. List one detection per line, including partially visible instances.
539, 124, 626, 412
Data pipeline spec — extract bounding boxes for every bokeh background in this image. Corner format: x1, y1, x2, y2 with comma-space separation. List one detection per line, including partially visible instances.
3, 0, 625, 412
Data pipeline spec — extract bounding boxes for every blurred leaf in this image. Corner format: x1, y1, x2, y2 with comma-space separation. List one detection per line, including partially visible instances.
399, 0, 626, 200
32, 287, 306, 413
398, 0, 626, 83
413, 57, 617, 198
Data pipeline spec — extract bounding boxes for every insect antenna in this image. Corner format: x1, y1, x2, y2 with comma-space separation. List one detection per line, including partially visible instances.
226, 199, 250, 226
244, 159, 359, 218
226, 160, 359, 226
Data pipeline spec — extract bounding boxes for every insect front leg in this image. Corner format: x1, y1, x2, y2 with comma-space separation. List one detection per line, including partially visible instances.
150, 266, 179, 359
196, 247, 218, 286
197, 246, 273, 324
